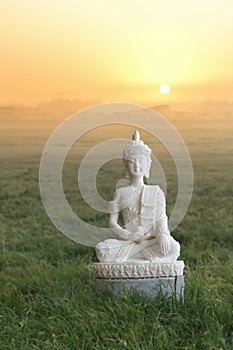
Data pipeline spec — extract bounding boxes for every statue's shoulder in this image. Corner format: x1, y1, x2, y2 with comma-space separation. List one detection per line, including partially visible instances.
115, 186, 131, 198
144, 184, 165, 201
110, 186, 130, 202
144, 184, 164, 192
109, 186, 130, 213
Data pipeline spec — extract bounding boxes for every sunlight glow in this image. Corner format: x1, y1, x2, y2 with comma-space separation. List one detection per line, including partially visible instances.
159, 84, 171, 94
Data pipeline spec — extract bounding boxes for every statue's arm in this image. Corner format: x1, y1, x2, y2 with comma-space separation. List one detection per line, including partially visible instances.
108, 191, 130, 240
156, 189, 170, 235
155, 189, 171, 255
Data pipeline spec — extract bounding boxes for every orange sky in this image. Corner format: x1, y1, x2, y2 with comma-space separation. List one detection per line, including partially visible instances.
0, 0, 233, 105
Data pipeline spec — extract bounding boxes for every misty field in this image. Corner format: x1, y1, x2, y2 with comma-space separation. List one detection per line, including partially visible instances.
0, 103, 232, 349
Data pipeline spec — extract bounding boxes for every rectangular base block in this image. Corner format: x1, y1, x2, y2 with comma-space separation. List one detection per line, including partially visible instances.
95, 275, 185, 299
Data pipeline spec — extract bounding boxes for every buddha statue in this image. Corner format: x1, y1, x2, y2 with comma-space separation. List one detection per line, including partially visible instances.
95, 130, 180, 263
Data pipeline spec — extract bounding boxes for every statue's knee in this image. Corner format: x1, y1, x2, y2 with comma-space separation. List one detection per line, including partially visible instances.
170, 238, 180, 254
95, 244, 105, 262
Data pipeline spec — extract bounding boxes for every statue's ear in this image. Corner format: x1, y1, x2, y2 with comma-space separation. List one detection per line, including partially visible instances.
125, 169, 129, 178
145, 160, 151, 179
123, 159, 129, 178
144, 167, 150, 179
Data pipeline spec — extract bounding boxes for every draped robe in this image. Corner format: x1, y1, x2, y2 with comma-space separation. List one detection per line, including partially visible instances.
96, 185, 180, 262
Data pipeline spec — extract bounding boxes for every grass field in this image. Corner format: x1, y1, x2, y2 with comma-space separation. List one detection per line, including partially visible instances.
0, 103, 232, 349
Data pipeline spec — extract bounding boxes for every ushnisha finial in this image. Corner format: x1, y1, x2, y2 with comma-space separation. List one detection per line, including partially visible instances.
133, 130, 140, 143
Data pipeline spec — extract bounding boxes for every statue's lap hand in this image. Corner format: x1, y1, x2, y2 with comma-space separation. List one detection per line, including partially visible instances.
128, 232, 144, 242
159, 235, 171, 255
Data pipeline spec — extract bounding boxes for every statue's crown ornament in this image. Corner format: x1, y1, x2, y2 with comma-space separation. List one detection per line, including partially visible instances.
123, 130, 152, 178
123, 130, 152, 161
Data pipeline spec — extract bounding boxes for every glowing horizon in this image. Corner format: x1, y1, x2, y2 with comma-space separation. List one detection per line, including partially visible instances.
0, 0, 233, 105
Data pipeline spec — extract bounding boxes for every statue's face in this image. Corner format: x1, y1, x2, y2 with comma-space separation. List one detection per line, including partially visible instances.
127, 155, 148, 178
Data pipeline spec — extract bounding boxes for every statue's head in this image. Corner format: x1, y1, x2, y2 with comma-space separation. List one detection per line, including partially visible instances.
123, 130, 152, 179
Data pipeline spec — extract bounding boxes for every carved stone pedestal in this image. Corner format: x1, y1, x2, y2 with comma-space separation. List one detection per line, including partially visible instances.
93, 261, 185, 299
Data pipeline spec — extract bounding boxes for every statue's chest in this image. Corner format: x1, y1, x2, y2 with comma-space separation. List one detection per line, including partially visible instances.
119, 187, 142, 207
120, 188, 142, 225
120, 186, 160, 232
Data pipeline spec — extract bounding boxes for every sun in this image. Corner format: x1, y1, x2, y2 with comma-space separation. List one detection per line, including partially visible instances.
159, 84, 171, 94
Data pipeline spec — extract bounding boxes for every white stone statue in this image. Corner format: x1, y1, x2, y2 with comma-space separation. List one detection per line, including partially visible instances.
95, 130, 180, 264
